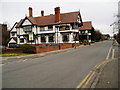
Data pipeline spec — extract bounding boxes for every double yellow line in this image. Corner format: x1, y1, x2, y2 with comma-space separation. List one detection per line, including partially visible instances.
76, 46, 114, 89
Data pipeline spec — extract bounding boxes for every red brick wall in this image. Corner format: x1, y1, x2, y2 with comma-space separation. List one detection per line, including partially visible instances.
60, 43, 73, 49
72, 43, 80, 47
35, 45, 59, 53
34, 43, 80, 54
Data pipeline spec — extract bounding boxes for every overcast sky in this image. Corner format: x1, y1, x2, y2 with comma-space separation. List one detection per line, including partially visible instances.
0, 0, 119, 36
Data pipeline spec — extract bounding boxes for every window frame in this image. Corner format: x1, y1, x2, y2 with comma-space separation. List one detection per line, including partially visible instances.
23, 26, 32, 32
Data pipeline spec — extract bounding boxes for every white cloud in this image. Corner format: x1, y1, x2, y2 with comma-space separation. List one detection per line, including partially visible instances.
0, 0, 120, 3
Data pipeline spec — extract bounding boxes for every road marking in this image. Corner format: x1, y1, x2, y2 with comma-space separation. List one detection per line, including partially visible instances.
112, 49, 115, 59
82, 71, 96, 88
76, 46, 113, 89
76, 71, 92, 89
106, 46, 112, 60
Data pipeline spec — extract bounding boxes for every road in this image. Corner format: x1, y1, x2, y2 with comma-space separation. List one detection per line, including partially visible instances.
2, 40, 113, 88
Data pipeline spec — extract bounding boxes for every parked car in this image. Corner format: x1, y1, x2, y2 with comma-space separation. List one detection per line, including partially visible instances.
9, 43, 21, 48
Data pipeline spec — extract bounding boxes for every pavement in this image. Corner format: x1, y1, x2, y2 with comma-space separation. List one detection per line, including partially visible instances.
2, 40, 115, 88
94, 44, 120, 88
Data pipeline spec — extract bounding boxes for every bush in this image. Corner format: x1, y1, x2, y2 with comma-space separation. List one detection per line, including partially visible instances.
20, 44, 35, 53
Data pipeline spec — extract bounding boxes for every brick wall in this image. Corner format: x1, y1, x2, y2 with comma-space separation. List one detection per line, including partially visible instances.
60, 43, 73, 49
35, 45, 60, 53
35, 43, 80, 53
2, 43, 80, 54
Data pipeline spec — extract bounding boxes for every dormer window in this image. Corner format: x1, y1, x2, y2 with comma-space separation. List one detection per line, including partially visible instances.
23, 26, 32, 32
71, 23, 78, 29
77, 16, 81, 23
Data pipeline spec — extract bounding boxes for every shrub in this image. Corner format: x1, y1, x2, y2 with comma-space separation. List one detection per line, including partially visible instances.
20, 44, 35, 53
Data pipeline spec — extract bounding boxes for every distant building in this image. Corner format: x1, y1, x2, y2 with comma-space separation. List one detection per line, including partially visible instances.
9, 7, 83, 46
102, 34, 110, 40
0, 24, 10, 46
79, 21, 94, 42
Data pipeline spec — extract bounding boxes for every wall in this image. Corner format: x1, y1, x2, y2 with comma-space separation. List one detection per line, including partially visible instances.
35, 43, 80, 53
35, 45, 59, 53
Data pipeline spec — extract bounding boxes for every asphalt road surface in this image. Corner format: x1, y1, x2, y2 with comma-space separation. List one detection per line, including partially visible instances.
2, 40, 113, 88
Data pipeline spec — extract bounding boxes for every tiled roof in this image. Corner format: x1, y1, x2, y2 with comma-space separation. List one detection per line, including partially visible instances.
16, 11, 80, 27
79, 21, 92, 30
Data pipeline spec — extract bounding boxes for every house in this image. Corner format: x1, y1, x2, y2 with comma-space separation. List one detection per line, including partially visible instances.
9, 7, 83, 46
0, 24, 10, 46
79, 21, 94, 42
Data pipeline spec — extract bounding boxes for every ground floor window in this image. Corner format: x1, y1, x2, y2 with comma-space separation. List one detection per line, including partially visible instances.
41, 35, 46, 42
73, 33, 79, 41
62, 33, 69, 42
20, 38, 24, 43
48, 34, 54, 42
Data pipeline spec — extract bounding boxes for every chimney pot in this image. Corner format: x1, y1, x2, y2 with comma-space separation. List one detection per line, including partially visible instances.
55, 7, 60, 22
29, 7, 33, 17
41, 10, 44, 16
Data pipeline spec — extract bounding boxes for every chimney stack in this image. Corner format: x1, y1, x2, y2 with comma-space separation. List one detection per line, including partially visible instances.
29, 7, 33, 17
41, 10, 44, 16
55, 7, 60, 22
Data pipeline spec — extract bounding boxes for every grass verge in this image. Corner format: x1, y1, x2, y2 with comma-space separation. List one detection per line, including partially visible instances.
0, 53, 32, 57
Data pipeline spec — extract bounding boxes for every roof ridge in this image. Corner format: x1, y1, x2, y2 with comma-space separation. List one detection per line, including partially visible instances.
33, 11, 79, 18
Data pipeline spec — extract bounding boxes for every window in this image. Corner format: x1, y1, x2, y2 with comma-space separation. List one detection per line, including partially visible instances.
81, 30, 85, 34
77, 16, 81, 23
59, 26, 70, 31
62, 33, 69, 42
23, 26, 32, 32
40, 26, 45, 31
11, 32, 16, 36
20, 38, 24, 43
73, 33, 79, 41
88, 30, 91, 33
71, 23, 78, 29
48, 35, 54, 42
48, 26, 53, 30
41, 35, 46, 42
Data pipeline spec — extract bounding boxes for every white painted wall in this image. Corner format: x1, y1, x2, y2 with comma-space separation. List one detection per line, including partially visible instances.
9, 38, 16, 43
22, 19, 32, 26
15, 19, 81, 44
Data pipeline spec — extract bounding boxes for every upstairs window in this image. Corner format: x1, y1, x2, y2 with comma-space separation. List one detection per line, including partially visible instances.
40, 26, 45, 31
71, 23, 78, 29
48, 25, 53, 30
59, 26, 70, 31
88, 30, 91, 33
23, 26, 32, 32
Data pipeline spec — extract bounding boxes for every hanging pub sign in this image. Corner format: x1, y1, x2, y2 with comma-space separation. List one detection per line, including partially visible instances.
29, 32, 34, 41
